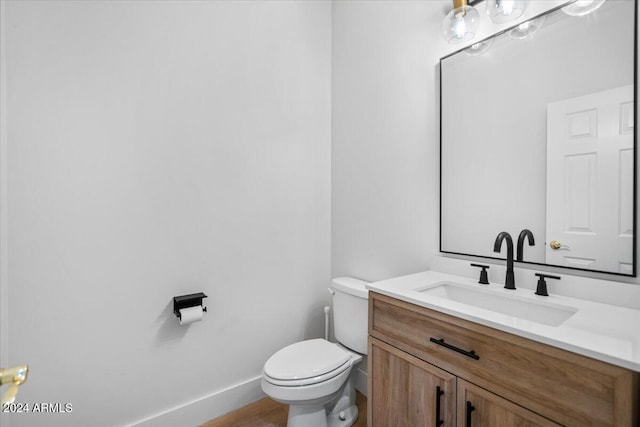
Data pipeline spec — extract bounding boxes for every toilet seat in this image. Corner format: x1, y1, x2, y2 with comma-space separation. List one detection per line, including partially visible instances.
263, 360, 351, 387
263, 339, 353, 387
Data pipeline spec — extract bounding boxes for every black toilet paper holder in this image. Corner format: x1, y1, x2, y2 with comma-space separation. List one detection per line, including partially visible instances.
173, 292, 208, 320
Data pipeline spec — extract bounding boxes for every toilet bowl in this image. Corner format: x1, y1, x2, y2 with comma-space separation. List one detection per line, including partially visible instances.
261, 277, 369, 427
262, 339, 363, 427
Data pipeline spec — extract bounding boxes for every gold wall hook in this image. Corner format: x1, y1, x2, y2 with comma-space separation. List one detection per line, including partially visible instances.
0, 365, 29, 405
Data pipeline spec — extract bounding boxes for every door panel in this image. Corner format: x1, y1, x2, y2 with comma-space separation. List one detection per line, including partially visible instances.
457, 379, 561, 427
369, 337, 456, 427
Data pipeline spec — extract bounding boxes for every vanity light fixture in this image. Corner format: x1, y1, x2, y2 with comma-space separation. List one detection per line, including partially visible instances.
443, 0, 480, 44
508, 15, 546, 39
561, 0, 607, 17
486, 0, 527, 24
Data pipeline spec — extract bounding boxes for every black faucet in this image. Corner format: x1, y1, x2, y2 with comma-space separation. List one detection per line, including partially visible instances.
493, 231, 515, 289
516, 229, 535, 262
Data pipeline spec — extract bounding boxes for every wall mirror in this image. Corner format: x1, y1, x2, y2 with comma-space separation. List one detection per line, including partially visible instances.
440, 0, 636, 276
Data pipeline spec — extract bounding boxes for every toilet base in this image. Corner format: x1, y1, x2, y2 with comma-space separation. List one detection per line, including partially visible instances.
287, 405, 329, 427
327, 404, 358, 427
286, 401, 359, 427
285, 371, 360, 427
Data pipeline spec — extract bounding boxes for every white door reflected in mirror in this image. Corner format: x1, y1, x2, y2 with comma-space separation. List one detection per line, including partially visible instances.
546, 86, 634, 274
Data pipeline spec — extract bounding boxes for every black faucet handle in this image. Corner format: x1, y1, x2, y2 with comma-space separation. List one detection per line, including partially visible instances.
471, 263, 490, 285
534, 273, 561, 296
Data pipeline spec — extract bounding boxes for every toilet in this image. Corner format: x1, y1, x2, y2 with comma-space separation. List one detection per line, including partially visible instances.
261, 277, 369, 427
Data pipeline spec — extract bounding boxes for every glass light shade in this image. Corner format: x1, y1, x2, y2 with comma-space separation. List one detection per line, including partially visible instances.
443, 4, 480, 44
465, 37, 495, 56
486, 0, 527, 24
562, 0, 606, 17
508, 15, 546, 39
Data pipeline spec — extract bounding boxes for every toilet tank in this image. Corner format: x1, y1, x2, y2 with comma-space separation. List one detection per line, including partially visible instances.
331, 277, 369, 355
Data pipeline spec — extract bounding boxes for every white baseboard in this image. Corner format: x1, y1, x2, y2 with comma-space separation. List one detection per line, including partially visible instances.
127, 366, 366, 427
127, 375, 265, 427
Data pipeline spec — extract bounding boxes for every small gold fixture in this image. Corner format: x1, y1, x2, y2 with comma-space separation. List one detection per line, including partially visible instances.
549, 240, 570, 250
0, 365, 29, 405
453, 0, 467, 13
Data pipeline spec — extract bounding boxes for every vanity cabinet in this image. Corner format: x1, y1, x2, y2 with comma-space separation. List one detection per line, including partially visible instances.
367, 292, 639, 427
369, 337, 456, 426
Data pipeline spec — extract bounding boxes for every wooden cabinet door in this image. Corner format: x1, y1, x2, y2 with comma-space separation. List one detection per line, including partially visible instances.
369, 337, 456, 427
457, 379, 561, 427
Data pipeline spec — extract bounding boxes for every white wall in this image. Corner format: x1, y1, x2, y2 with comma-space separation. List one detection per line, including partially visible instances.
331, 1, 443, 282
1, 1, 331, 426
331, 0, 543, 282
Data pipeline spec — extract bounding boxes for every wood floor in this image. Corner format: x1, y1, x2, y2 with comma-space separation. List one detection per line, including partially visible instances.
201, 391, 367, 427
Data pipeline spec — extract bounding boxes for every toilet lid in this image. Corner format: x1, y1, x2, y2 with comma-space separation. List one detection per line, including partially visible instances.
263, 339, 351, 381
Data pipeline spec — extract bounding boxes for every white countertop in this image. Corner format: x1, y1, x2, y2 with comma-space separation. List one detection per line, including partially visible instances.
367, 270, 640, 372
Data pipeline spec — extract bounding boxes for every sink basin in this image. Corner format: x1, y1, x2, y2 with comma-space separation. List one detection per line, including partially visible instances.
419, 282, 577, 326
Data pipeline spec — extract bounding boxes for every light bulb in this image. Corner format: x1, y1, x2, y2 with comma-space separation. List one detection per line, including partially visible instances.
486, 0, 527, 24
454, 17, 465, 38
443, 2, 480, 44
502, 1, 514, 16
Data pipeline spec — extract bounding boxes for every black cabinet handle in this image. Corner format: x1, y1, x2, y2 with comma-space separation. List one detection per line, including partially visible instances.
435, 385, 444, 426
430, 337, 480, 360
466, 401, 475, 427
